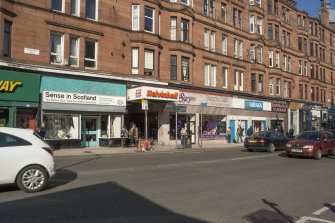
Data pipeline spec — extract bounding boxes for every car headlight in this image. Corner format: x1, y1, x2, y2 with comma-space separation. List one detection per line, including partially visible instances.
286, 144, 292, 148
303, 145, 314, 149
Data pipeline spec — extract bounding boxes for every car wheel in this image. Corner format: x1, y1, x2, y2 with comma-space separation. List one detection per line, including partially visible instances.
286, 153, 292, 158
267, 143, 275, 153
247, 149, 254, 152
16, 165, 48, 193
314, 149, 322, 160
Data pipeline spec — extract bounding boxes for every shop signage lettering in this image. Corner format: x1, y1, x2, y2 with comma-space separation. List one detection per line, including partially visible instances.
146, 90, 179, 100
43, 91, 126, 106
177, 92, 231, 108
179, 92, 196, 103
245, 100, 263, 110
0, 80, 23, 93
272, 102, 287, 113
128, 87, 179, 102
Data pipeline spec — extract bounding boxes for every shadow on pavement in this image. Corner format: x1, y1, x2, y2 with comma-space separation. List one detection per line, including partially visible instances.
243, 198, 295, 223
0, 182, 207, 223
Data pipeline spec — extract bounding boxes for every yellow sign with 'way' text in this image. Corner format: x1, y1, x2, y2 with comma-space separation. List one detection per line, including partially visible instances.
0, 80, 23, 93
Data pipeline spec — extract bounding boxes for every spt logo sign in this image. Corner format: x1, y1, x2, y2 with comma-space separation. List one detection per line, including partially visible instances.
245, 100, 263, 111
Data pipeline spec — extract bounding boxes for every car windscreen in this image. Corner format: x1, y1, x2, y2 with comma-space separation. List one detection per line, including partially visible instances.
295, 132, 321, 141
251, 131, 271, 138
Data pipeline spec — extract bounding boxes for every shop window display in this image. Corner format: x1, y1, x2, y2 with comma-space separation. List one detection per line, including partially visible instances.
201, 115, 227, 139
0, 109, 9, 127
43, 114, 79, 139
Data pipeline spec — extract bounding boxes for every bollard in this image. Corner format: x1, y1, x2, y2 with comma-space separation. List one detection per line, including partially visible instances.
137, 137, 142, 152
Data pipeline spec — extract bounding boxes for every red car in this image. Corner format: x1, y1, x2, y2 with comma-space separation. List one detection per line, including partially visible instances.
286, 131, 335, 160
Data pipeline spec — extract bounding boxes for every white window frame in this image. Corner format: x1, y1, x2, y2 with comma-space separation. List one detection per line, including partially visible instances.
284, 81, 288, 97
275, 51, 280, 68
250, 15, 255, 33
283, 55, 287, 71
222, 35, 227, 55
269, 77, 274, 95
269, 50, 273, 67
85, 0, 98, 21
250, 0, 255, 5
239, 71, 244, 91
132, 5, 140, 31
234, 39, 238, 58
222, 67, 228, 88
181, 0, 190, 6
288, 56, 291, 72
250, 45, 255, 62
170, 17, 177, 40
144, 49, 154, 76
234, 70, 239, 90
84, 39, 97, 69
210, 31, 216, 52
257, 46, 263, 63
256, 17, 262, 34
204, 64, 210, 86
298, 60, 302, 75
304, 61, 308, 76
52, 0, 65, 12
144, 7, 155, 33
204, 29, 209, 50
210, 65, 216, 87
239, 41, 243, 59
70, 0, 80, 16
69, 36, 79, 67
256, 0, 261, 7
276, 78, 280, 95
50, 32, 64, 65
132, 48, 139, 75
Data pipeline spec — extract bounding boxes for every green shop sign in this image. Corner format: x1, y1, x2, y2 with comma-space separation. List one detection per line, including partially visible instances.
0, 70, 40, 102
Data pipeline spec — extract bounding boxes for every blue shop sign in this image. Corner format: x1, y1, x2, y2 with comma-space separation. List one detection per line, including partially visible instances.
245, 100, 263, 111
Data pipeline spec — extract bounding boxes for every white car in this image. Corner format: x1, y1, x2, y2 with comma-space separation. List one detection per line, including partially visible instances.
0, 128, 56, 192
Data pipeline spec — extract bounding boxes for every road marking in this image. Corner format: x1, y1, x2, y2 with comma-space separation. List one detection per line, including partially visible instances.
230, 154, 275, 161
295, 216, 335, 223
313, 203, 335, 216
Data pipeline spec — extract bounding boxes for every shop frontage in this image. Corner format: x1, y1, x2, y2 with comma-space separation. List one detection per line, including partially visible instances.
288, 102, 323, 136
165, 92, 288, 146
40, 76, 126, 148
0, 69, 40, 129
126, 86, 180, 143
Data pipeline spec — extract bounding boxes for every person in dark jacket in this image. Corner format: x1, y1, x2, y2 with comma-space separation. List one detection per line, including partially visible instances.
247, 126, 253, 137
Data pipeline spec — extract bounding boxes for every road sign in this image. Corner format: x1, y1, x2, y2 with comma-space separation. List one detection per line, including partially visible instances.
141, 99, 148, 110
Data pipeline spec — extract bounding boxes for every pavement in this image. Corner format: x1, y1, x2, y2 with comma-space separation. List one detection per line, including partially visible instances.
53, 142, 244, 157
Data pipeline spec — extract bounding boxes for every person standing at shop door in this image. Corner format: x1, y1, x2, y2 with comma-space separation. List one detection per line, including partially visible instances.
129, 123, 138, 146
247, 126, 253, 138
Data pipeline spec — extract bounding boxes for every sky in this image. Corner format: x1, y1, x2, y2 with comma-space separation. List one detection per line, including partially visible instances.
296, 0, 335, 17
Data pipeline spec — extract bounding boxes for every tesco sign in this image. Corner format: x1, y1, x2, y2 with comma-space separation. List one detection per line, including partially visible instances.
245, 100, 264, 111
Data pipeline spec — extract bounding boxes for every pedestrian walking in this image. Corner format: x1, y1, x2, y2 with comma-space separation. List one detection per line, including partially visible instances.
121, 126, 128, 148
227, 127, 232, 143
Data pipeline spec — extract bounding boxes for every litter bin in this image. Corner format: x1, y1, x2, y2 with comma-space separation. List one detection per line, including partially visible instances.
184, 135, 192, 149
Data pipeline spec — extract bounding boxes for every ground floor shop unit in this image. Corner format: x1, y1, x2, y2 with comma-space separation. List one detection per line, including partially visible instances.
157, 91, 288, 146
40, 76, 126, 148
0, 69, 40, 129
288, 103, 326, 136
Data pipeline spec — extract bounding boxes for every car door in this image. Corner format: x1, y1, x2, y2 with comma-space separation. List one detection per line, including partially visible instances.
277, 132, 287, 149
321, 133, 331, 155
270, 131, 280, 148
0, 132, 32, 184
